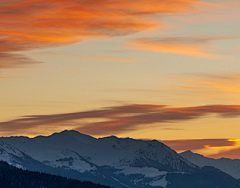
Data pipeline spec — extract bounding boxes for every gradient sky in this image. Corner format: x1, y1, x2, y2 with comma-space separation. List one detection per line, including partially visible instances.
1, 0, 240, 159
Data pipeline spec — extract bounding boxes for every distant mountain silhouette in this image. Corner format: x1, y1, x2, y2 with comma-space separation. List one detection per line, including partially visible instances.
180, 150, 240, 179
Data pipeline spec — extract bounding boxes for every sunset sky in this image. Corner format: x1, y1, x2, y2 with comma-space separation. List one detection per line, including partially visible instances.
1, 0, 240, 159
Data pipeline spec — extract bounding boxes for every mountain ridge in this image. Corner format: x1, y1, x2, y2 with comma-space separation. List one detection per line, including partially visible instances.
180, 150, 240, 179
0, 130, 239, 188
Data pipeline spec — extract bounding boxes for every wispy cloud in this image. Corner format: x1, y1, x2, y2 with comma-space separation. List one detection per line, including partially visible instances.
0, 52, 39, 69
207, 142, 240, 159
0, 0, 212, 70
161, 138, 240, 159
126, 37, 231, 58
161, 139, 238, 151
175, 1, 240, 23
1, 104, 240, 136
175, 72, 240, 93
0, 77, 11, 79
160, 72, 240, 105
74, 54, 143, 63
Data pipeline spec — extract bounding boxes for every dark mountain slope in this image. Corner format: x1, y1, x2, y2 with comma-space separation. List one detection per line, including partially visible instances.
0, 161, 111, 188
167, 166, 240, 188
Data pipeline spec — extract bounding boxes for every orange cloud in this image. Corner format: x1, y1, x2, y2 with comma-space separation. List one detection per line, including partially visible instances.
0, 77, 10, 79
175, 73, 240, 93
207, 146, 240, 159
0, 0, 212, 70
0, 52, 39, 69
175, 1, 240, 23
75, 54, 143, 63
161, 138, 240, 159
1, 104, 240, 136
126, 37, 230, 58
161, 139, 238, 151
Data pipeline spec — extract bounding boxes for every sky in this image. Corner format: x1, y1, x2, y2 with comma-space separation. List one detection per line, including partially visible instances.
1, 0, 240, 159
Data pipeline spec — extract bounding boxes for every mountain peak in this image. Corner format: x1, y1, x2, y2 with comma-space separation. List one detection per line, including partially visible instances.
48, 129, 97, 145
180, 150, 204, 157
49, 129, 92, 138
58, 129, 81, 135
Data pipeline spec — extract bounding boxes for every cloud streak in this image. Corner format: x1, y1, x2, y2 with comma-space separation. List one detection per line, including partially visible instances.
0, 0, 211, 70
75, 54, 143, 63
161, 138, 240, 159
207, 143, 240, 159
0, 52, 39, 69
179, 73, 240, 93
161, 139, 238, 151
126, 37, 231, 58
1, 104, 240, 136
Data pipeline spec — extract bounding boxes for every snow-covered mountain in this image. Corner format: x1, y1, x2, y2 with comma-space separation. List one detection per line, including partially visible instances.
0, 133, 96, 173
0, 130, 240, 188
180, 150, 240, 179
0, 140, 61, 173
1, 130, 196, 172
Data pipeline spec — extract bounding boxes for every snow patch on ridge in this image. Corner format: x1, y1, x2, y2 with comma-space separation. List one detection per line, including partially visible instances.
150, 175, 168, 187
116, 167, 168, 178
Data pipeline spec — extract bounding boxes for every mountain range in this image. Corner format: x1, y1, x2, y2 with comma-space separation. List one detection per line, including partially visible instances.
0, 130, 239, 188
180, 150, 240, 179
